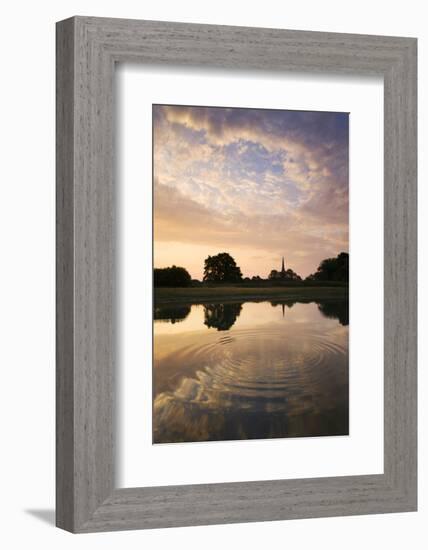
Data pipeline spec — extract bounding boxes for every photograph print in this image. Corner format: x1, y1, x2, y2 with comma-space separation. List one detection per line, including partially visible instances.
152, 104, 349, 444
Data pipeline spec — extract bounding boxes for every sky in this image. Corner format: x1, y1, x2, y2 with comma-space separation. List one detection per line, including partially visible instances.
153, 104, 349, 280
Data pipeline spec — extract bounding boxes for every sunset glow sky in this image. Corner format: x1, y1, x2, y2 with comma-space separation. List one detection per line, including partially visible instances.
153, 104, 349, 280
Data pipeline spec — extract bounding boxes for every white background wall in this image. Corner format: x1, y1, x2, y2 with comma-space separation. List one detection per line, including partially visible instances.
0, 1, 425, 548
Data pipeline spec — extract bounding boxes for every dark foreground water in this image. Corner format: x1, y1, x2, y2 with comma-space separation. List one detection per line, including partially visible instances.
153, 300, 348, 444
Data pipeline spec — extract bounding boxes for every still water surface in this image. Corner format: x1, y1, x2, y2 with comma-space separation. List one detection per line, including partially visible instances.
153, 300, 348, 444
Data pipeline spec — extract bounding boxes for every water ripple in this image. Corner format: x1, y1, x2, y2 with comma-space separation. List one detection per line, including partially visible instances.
153, 320, 349, 443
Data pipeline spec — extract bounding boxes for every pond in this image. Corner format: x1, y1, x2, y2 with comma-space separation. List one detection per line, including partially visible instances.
153, 300, 349, 444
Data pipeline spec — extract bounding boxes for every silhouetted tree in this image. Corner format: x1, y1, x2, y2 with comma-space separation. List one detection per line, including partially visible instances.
204, 303, 242, 331
154, 265, 191, 287
269, 268, 301, 281
203, 252, 242, 283
285, 268, 302, 281
306, 252, 349, 282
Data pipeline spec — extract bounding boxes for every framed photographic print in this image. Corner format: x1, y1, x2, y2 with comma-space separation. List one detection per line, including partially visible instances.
56, 17, 417, 532
151, 104, 350, 446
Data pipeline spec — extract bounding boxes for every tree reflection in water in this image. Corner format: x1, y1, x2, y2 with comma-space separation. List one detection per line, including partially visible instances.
203, 303, 243, 331
317, 300, 349, 326
270, 299, 348, 326
154, 299, 348, 327
154, 304, 191, 324
153, 299, 349, 443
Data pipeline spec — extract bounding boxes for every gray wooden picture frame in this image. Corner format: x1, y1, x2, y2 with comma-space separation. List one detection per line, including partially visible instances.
56, 16, 417, 533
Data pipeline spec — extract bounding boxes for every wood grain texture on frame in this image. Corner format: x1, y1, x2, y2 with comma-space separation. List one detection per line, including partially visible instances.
56, 16, 417, 532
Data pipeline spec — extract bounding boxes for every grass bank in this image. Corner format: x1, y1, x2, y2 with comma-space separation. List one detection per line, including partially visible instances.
155, 285, 348, 305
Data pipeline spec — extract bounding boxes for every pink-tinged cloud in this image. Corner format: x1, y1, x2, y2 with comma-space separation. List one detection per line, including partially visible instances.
153, 104, 348, 279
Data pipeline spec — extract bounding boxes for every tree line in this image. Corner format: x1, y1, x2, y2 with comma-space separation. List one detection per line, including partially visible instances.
154, 251, 349, 287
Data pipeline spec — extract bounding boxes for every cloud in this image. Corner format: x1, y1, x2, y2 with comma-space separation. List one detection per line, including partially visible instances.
153, 105, 348, 278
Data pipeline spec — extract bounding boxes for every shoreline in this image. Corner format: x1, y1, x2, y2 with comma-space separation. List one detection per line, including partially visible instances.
154, 285, 348, 305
